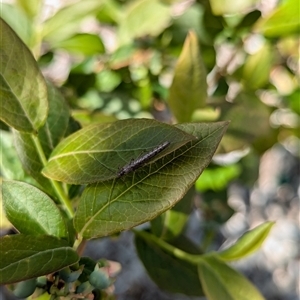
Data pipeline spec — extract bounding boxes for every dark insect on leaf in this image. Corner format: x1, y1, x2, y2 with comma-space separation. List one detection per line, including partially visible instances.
117, 141, 170, 178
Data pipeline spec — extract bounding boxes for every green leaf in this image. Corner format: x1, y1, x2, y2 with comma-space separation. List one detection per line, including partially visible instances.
195, 165, 241, 192
220, 92, 271, 151
16, 0, 42, 19
43, 119, 196, 184
13, 130, 55, 195
74, 121, 229, 238
168, 31, 207, 123
0, 4, 33, 46
210, 0, 258, 15
117, 0, 171, 45
242, 42, 273, 90
218, 222, 275, 261
135, 232, 204, 296
0, 18, 48, 132
0, 130, 25, 180
1, 180, 67, 238
198, 255, 265, 300
12, 81, 69, 195
38, 81, 70, 158
254, 0, 300, 37
0, 234, 79, 284
51, 34, 105, 55
42, 0, 103, 43
151, 187, 194, 241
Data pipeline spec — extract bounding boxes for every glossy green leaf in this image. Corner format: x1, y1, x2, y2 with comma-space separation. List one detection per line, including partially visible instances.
242, 42, 273, 90
218, 222, 275, 261
1, 180, 67, 237
74, 121, 229, 238
43, 119, 197, 184
118, 0, 171, 45
42, 0, 103, 43
198, 255, 264, 300
135, 232, 204, 296
0, 18, 48, 132
254, 0, 300, 37
0, 234, 79, 284
52, 34, 105, 55
168, 31, 207, 123
210, 0, 258, 15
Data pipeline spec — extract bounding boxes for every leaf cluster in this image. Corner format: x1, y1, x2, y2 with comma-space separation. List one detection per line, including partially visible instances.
1, 0, 297, 298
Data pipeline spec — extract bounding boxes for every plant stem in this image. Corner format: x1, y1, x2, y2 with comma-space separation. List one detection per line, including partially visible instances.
133, 230, 203, 265
31, 134, 74, 218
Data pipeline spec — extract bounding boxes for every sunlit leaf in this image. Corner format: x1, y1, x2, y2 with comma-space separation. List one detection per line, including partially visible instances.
242, 42, 273, 90
168, 31, 207, 123
198, 255, 264, 300
118, 0, 171, 45
0, 235, 79, 284
74, 121, 229, 238
210, 0, 258, 15
2, 180, 67, 238
42, 0, 103, 43
218, 222, 275, 261
195, 165, 241, 192
16, 0, 42, 19
51, 34, 105, 55
43, 119, 197, 184
254, 0, 300, 37
0, 4, 33, 46
0, 19, 48, 132
0, 130, 25, 180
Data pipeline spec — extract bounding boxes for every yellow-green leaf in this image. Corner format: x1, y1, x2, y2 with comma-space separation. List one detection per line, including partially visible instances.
168, 31, 207, 122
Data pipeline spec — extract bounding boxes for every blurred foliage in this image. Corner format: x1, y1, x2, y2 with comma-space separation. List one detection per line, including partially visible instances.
0, 0, 299, 298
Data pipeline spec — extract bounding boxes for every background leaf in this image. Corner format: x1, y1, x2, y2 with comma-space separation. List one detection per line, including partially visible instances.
210, 0, 258, 15
242, 42, 273, 90
135, 232, 204, 296
254, 0, 300, 37
42, 0, 103, 43
0, 4, 33, 46
51, 34, 105, 55
43, 119, 196, 184
16, 0, 42, 19
198, 255, 264, 300
0, 234, 79, 284
217, 222, 275, 261
168, 31, 207, 122
2, 180, 67, 238
117, 0, 171, 45
0, 18, 48, 132
74, 121, 229, 238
